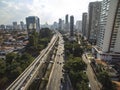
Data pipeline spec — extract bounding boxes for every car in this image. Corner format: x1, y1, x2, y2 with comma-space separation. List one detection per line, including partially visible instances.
62, 69, 64, 72
30, 74, 33, 77
50, 61, 54, 64
83, 70, 86, 74
35, 77, 40, 81
60, 85, 63, 90
88, 83, 91, 88
20, 86, 24, 90
61, 78, 64, 83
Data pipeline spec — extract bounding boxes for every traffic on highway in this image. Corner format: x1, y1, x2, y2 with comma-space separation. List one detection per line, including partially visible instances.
6, 33, 59, 90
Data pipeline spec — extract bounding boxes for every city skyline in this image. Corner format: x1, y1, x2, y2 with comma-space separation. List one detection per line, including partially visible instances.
0, 0, 101, 25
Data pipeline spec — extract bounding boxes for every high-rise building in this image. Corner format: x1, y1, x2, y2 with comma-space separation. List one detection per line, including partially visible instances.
61, 20, 64, 30
65, 14, 68, 24
58, 19, 62, 30
0, 25, 5, 30
65, 14, 69, 31
13, 22, 18, 30
52, 22, 58, 30
87, 1, 101, 44
82, 13, 88, 37
26, 16, 40, 33
76, 20, 82, 33
93, 0, 120, 61
6, 25, 13, 30
20, 21, 24, 31
70, 15, 74, 36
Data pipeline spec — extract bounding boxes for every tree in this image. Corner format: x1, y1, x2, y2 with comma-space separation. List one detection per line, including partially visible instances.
63, 35, 90, 89
29, 35, 35, 46
69, 70, 88, 88
98, 71, 116, 90
6, 61, 21, 80
73, 43, 83, 57
20, 53, 34, 70
29, 31, 39, 48
39, 28, 52, 38
64, 57, 86, 72
76, 81, 89, 90
37, 44, 45, 51
0, 77, 8, 89
6, 53, 17, 64
10, 66, 22, 79
38, 38, 49, 47
27, 28, 52, 57
0, 59, 6, 76
64, 42, 73, 55
64, 57, 88, 89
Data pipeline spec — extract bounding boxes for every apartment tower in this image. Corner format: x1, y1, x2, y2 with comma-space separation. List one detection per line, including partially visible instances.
93, 0, 120, 61
70, 15, 74, 36
82, 13, 88, 38
87, 1, 101, 44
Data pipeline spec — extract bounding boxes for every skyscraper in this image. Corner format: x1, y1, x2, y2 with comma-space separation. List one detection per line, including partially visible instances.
61, 20, 64, 30
13, 22, 18, 30
52, 22, 58, 30
58, 19, 62, 30
70, 15, 74, 36
0, 25, 5, 30
76, 20, 82, 33
93, 0, 120, 61
65, 14, 69, 31
82, 13, 88, 38
20, 21, 24, 31
65, 14, 68, 24
87, 1, 101, 44
26, 16, 40, 33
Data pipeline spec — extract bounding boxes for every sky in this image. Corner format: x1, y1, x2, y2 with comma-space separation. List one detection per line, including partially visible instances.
0, 0, 101, 25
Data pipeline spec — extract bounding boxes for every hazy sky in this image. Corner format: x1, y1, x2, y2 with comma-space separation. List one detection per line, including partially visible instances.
0, 0, 101, 25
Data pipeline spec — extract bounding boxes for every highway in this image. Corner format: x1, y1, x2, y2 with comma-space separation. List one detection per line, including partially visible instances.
6, 33, 59, 90
82, 54, 101, 90
46, 33, 64, 90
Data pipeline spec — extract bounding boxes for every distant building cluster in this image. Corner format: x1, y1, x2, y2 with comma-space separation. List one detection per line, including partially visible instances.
0, 16, 41, 59
51, 14, 82, 40
81, 0, 120, 61
0, 31, 28, 59
0, 21, 26, 31
0, 0, 120, 62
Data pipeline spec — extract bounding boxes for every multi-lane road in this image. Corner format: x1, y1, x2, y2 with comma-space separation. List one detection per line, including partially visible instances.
46, 33, 64, 90
6, 33, 59, 90
82, 54, 101, 90
7, 31, 101, 90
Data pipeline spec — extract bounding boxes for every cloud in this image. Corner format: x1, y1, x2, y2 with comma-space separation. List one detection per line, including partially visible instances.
0, 0, 102, 25
0, 0, 32, 24
0, 0, 55, 24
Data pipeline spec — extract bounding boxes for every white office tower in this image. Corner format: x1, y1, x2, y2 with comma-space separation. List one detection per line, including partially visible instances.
87, 1, 101, 44
76, 20, 82, 33
93, 0, 120, 61
82, 13, 88, 38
